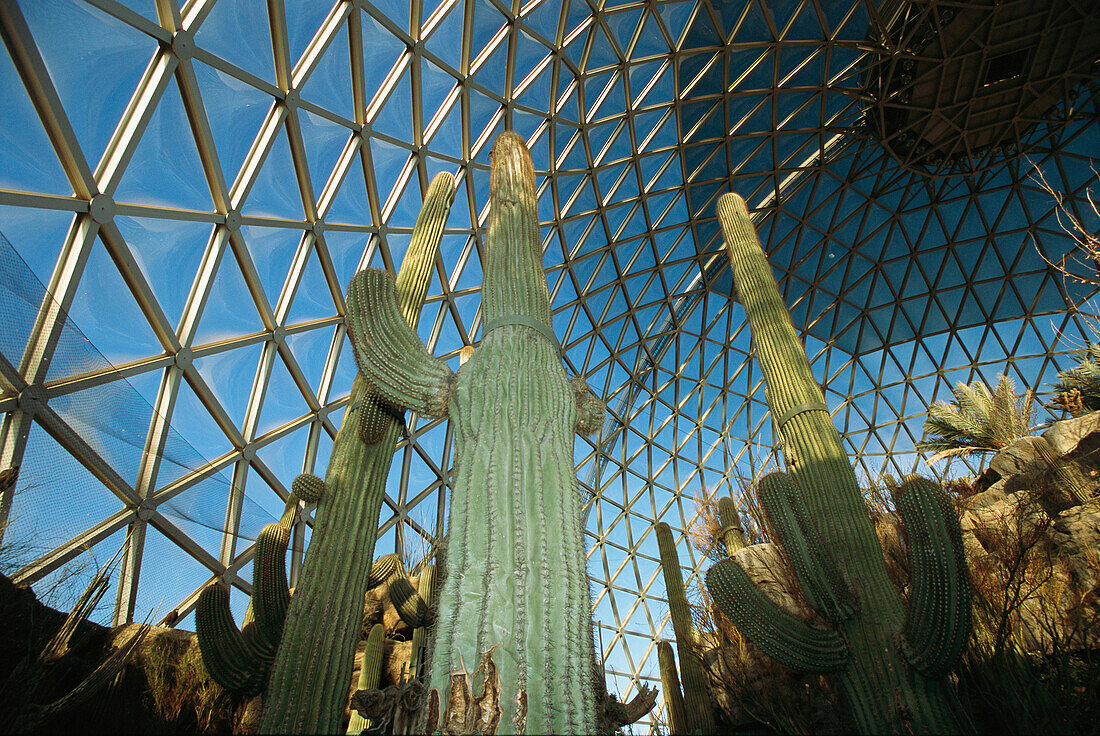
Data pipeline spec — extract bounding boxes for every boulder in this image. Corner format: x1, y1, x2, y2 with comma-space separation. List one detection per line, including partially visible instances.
989, 436, 1047, 479
1043, 411, 1100, 456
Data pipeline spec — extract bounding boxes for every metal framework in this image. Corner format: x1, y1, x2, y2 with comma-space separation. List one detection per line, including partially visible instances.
0, 0, 1098, 732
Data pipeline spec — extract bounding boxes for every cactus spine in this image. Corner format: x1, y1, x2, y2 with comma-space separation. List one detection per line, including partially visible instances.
655, 522, 715, 733
345, 132, 605, 733
347, 623, 385, 735
657, 640, 687, 734
706, 193, 970, 734
260, 172, 455, 734
197, 477, 318, 696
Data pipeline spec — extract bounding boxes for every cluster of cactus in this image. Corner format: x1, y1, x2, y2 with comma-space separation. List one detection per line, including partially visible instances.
655, 522, 716, 734
706, 193, 972, 734
344, 132, 605, 733
256, 172, 455, 733
196, 473, 324, 696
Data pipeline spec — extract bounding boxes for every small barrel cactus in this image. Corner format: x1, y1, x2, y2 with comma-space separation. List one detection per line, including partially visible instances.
706, 193, 971, 734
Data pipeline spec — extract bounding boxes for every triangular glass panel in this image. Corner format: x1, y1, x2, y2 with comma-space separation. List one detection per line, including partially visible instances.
192, 59, 273, 190
115, 216, 213, 330
256, 350, 312, 436
298, 109, 349, 198
420, 58, 457, 130
22, 0, 154, 171
424, 0, 464, 68
299, 20, 355, 119
0, 43, 71, 194
371, 64, 413, 140
606, 6, 643, 58
285, 2, 332, 71
285, 323, 337, 398
326, 148, 372, 225
115, 75, 213, 211
192, 244, 267, 346
286, 244, 338, 326
359, 13, 408, 105
193, 0, 277, 85
321, 229, 368, 294
240, 123, 305, 220
0, 204, 77, 303
46, 238, 162, 379
239, 224, 301, 307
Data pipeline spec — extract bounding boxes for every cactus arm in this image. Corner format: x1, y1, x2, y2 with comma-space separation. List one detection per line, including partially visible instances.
250, 520, 292, 651
706, 559, 849, 673
655, 522, 716, 733
893, 475, 971, 678
345, 268, 453, 417
756, 472, 857, 623
657, 640, 687, 734
571, 375, 605, 435
611, 683, 658, 726
195, 584, 268, 697
347, 623, 385, 735
389, 576, 435, 628
366, 553, 402, 590
716, 495, 747, 555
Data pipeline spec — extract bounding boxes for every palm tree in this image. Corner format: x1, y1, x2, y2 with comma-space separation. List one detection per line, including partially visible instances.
1052, 343, 1100, 416
918, 373, 1035, 463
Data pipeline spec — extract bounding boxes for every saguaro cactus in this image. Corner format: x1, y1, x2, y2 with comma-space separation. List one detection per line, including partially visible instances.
197, 474, 322, 696
345, 131, 605, 733
347, 623, 385, 735
260, 172, 455, 733
706, 193, 970, 734
408, 564, 436, 681
655, 522, 715, 733
717, 496, 746, 556
657, 640, 687, 735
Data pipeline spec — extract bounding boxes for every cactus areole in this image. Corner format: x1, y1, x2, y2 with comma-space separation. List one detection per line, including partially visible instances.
707, 193, 970, 735
346, 132, 605, 734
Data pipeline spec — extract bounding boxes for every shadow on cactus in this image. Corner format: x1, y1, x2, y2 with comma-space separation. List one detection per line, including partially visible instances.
705, 193, 972, 734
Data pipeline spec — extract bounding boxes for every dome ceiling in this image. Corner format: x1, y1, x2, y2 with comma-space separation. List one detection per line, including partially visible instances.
0, 0, 1097, 732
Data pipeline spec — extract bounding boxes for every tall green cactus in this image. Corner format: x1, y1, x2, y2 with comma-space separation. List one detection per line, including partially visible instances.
657, 640, 687, 735
260, 172, 456, 734
345, 131, 605, 733
408, 564, 436, 681
655, 522, 716, 733
706, 193, 970, 734
717, 496, 746, 556
196, 474, 322, 696
347, 623, 385, 735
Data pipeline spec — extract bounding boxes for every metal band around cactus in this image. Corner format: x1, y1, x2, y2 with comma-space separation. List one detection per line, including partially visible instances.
773, 401, 829, 432
482, 314, 561, 354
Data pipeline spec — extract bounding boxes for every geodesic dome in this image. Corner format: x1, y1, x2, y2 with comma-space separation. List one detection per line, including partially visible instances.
1, 1, 1098, 733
